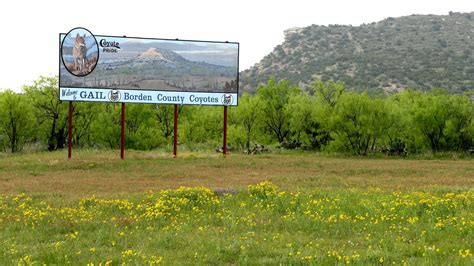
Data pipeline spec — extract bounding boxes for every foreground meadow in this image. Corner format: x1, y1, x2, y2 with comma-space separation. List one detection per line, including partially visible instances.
0, 150, 472, 264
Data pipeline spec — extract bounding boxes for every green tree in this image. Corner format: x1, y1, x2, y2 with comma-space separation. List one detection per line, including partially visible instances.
154, 104, 183, 141
72, 102, 99, 147
330, 92, 390, 155
445, 96, 473, 151
125, 104, 162, 150
286, 93, 309, 145
307, 79, 348, 149
181, 106, 222, 146
304, 102, 332, 150
257, 78, 299, 143
384, 93, 412, 155
233, 93, 262, 153
312, 80, 345, 107
23, 76, 67, 151
387, 90, 429, 153
90, 104, 121, 149
0, 90, 34, 152
411, 91, 473, 152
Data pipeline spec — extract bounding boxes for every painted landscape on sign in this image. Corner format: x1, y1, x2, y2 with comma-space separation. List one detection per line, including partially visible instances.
60, 36, 239, 93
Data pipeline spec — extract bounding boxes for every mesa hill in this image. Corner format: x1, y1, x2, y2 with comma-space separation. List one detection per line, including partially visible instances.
240, 12, 474, 94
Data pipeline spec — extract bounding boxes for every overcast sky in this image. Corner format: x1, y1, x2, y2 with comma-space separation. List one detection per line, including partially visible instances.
1, 0, 472, 92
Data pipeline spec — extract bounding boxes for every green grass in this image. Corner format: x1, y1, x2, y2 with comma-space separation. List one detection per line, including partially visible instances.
0, 150, 472, 264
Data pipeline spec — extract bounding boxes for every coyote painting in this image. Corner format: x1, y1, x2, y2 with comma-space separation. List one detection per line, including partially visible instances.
73, 34, 87, 72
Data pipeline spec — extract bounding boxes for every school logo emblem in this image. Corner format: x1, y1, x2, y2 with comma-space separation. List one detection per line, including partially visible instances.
108, 90, 121, 102
221, 94, 233, 106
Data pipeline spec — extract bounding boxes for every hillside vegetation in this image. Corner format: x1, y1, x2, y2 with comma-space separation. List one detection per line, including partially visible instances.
241, 12, 474, 94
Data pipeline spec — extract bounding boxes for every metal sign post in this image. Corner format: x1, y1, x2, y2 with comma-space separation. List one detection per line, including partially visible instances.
173, 104, 179, 158
121, 103, 125, 159
223, 106, 228, 156
68, 101, 73, 159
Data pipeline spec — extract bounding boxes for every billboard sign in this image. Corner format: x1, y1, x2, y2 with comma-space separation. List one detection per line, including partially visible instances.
59, 28, 239, 106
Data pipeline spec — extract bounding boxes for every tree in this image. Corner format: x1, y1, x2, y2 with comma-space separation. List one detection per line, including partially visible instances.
307, 80, 348, 149
23, 76, 67, 151
384, 93, 414, 155
125, 104, 162, 150
90, 104, 121, 149
154, 104, 182, 140
233, 93, 262, 153
286, 93, 310, 145
330, 92, 390, 155
181, 106, 222, 145
257, 78, 299, 143
72, 102, 99, 147
0, 90, 34, 152
443, 95, 473, 151
411, 91, 473, 152
285, 91, 331, 149
312, 80, 345, 107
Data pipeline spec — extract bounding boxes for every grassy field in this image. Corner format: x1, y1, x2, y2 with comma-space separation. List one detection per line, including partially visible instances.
0, 150, 473, 264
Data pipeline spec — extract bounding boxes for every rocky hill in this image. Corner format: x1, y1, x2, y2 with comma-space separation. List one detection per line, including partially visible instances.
240, 12, 474, 94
